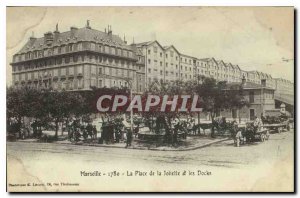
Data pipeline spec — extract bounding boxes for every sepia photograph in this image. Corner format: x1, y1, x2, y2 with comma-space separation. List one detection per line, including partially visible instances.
6, 6, 294, 192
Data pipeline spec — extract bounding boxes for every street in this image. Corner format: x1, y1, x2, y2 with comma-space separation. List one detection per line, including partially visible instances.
7, 130, 294, 192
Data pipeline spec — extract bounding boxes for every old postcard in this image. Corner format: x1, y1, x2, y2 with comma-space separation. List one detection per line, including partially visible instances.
6, 6, 294, 192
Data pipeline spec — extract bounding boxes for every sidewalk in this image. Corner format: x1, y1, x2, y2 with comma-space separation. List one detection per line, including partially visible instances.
17, 136, 230, 151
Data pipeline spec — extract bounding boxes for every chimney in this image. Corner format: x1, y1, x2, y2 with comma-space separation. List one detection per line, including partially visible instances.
107, 25, 112, 36
29, 31, 36, 42
44, 31, 54, 45
70, 26, 78, 37
261, 79, 266, 87
86, 20, 91, 29
54, 23, 60, 41
123, 34, 127, 44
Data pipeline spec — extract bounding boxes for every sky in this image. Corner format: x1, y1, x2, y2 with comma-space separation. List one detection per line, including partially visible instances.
6, 6, 294, 86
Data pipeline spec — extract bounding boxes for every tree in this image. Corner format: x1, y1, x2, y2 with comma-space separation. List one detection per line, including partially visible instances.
42, 90, 85, 139
194, 77, 248, 137
7, 87, 45, 137
140, 79, 196, 145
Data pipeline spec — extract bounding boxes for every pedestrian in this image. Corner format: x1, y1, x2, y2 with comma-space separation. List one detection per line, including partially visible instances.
122, 118, 132, 148
126, 128, 132, 148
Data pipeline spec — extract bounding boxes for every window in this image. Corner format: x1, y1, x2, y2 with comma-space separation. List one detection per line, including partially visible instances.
154, 47, 157, 53
249, 91, 254, 103
148, 59, 151, 64
166, 63, 168, 67
69, 67, 74, 76
160, 52, 162, 57
73, 55, 78, 62
166, 71, 168, 76
166, 54, 168, 58
69, 44, 73, 52
160, 61, 162, 66
61, 68, 66, 76
98, 80, 103, 87
170, 51, 174, 57
148, 49, 151, 54
148, 68, 151, 73
65, 57, 70, 64
77, 66, 83, 75
91, 66, 96, 75
160, 70, 163, 75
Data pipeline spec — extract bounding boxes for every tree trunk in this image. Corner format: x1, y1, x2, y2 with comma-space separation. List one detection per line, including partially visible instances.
55, 119, 59, 139
17, 116, 22, 138
211, 113, 215, 138
198, 112, 200, 134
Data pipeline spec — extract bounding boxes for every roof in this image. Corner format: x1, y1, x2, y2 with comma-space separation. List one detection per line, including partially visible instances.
234, 65, 241, 70
217, 60, 225, 65
198, 58, 210, 61
164, 45, 180, 55
180, 53, 197, 59
135, 40, 165, 50
226, 62, 234, 69
135, 41, 153, 47
226, 81, 275, 90
130, 44, 143, 56
17, 27, 131, 54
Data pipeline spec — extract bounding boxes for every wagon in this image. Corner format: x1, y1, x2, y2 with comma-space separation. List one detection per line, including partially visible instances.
263, 120, 290, 133
234, 124, 270, 147
253, 128, 270, 142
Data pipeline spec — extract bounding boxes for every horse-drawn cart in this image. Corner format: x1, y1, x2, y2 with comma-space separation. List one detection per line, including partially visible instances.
263, 120, 290, 133
234, 123, 270, 147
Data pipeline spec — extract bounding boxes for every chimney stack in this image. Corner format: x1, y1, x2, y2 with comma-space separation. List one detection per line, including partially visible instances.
44, 31, 54, 45
107, 25, 112, 36
86, 20, 91, 29
29, 31, 36, 42
123, 34, 127, 44
54, 23, 60, 41
70, 26, 78, 37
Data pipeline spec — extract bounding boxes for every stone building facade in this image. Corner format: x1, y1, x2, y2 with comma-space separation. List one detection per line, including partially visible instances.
221, 78, 276, 121
11, 22, 145, 93
11, 26, 293, 103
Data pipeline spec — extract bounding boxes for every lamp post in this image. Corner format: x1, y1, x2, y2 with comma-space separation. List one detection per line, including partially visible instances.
125, 78, 134, 145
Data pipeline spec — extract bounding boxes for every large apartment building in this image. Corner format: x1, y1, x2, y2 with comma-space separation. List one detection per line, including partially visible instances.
11, 25, 293, 100
11, 22, 145, 92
